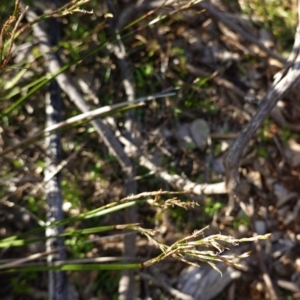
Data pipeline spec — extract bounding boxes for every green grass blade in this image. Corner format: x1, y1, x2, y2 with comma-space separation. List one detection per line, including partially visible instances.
1, 263, 141, 273
0, 201, 139, 248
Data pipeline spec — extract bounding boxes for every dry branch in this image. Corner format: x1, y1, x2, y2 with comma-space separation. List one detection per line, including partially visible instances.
26, 8, 133, 175
105, 118, 228, 195
106, 0, 137, 298
224, 1, 300, 208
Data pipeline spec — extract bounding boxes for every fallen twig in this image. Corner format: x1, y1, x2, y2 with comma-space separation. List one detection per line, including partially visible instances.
105, 117, 228, 195
139, 271, 194, 300
237, 196, 278, 300
198, 1, 285, 64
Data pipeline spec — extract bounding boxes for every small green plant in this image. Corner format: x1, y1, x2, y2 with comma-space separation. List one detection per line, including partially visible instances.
257, 118, 273, 142
233, 213, 251, 230
257, 146, 268, 158
241, 0, 296, 55
12, 278, 30, 295
204, 198, 224, 217
62, 178, 82, 208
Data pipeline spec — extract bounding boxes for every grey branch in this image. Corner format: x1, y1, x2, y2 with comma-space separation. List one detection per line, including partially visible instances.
224, 2, 300, 202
